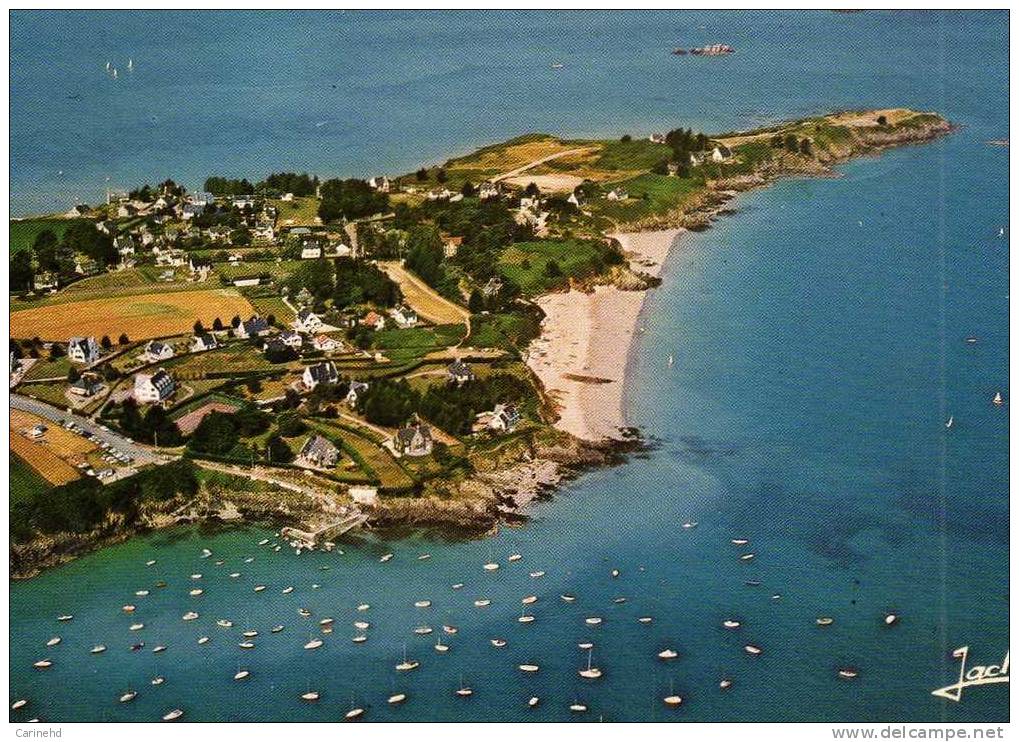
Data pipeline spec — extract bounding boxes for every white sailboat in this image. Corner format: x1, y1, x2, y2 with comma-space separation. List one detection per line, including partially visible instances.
127, 58, 133, 72
993, 392, 1004, 406
578, 648, 602, 679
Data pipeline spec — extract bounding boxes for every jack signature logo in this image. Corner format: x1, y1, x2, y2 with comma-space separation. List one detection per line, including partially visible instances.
931, 646, 1009, 702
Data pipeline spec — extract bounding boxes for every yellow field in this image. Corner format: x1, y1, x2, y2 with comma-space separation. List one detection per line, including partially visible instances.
10, 289, 255, 342
11, 410, 96, 456
10, 433, 81, 485
378, 262, 470, 325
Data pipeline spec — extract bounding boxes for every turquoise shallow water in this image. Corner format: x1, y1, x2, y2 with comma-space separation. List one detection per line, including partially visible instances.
9, 10, 1009, 722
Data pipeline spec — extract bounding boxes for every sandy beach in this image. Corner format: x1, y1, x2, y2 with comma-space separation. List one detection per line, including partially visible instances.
525, 229, 682, 441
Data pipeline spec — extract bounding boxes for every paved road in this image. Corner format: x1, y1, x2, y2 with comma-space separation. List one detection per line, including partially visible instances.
10, 393, 162, 466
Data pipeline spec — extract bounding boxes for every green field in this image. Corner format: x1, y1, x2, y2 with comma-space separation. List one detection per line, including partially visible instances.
587, 174, 704, 224
10, 217, 74, 255
594, 138, 672, 172
11, 452, 51, 503
22, 356, 72, 382
373, 324, 466, 362
269, 196, 321, 227
467, 311, 542, 352
214, 260, 303, 282
497, 239, 611, 295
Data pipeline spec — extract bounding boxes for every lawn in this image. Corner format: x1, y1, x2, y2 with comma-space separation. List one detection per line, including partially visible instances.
10, 217, 74, 255
594, 138, 672, 172
373, 324, 465, 363
244, 292, 295, 324
10, 288, 255, 342
213, 260, 303, 282
467, 311, 542, 352
11, 452, 52, 503
497, 239, 612, 295
587, 174, 704, 225
22, 356, 72, 381
270, 196, 321, 227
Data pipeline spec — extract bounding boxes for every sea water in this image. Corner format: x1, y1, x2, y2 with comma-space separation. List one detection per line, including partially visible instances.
9, 10, 1008, 722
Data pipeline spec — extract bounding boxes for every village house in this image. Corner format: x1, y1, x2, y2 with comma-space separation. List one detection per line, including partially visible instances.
141, 340, 174, 363
442, 234, 463, 258
300, 240, 323, 259
296, 434, 340, 470
236, 316, 271, 339
648, 132, 667, 144
294, 308, 323, 333
68, 336, 101, 365
114, 235, 136, 257
232, 196, 256, 210
487, 403, 521, 432
280, 192, 294, 202
345, 381, 369, 407
478, 181, 500, 200
390, 305, 418, 329
426, 188, 455, 201
446, 359, 475, 386
252, 220, 276, 241
191, 333, 219, 353
134, 368, 175, 404
481, 276, 504, 299
368, 176, 391, 193
262, 337, 290, 357
278, 330, 303, 349
33, 273, 58, 292
312, 334, 342, 352
302, 361, 339, 390
392, 420, 433, 458
360, 311, 386, 331
65, 204, 91, 218
332, 242, 353, 258
69, 374, 103, 399
606, 188, 628, 201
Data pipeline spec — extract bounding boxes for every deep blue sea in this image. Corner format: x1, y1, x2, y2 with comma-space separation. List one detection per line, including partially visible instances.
9, 10, 1009, 723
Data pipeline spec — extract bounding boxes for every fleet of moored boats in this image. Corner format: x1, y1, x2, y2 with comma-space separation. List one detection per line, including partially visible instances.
11, 528, 908, 722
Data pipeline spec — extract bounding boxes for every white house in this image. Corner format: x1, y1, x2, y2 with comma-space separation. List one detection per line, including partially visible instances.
134, 368, 175, 404
567, 192, 582, 208
368, 176, 391, 193
478, 182, 500, 200
191, 333, 219, 353
346, 381, 369, 407
446, 359, 475, 386
390, 305, 418, 329
278, 330, 303, 349
294, 308, 323, 333
302, 361, 338, 390
300, 241, 323, 259
487, 403, 521, 432
312, 334, 342, 352
68, 336, 101, 365
141, 340, 174, 363
606, 189, 628, 201
296, 434, 340, 469
443, 235, 463, 258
